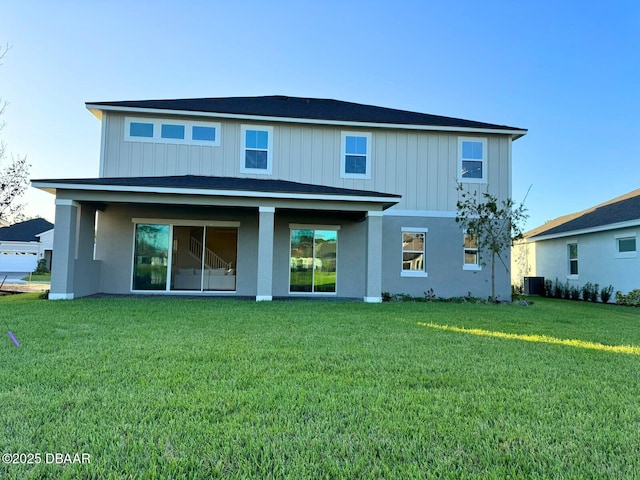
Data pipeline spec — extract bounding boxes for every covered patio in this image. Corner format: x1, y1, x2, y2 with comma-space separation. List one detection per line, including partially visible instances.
32, 175, 399, 301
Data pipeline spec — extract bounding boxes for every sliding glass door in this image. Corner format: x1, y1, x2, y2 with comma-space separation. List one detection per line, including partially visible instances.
132, 222, 238, 292
132, 224, 170, 290
290, 228, 337, 293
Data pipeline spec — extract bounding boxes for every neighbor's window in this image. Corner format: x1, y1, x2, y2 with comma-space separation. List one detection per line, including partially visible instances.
241, 125, 273, 174
401, 228, 427, 276
568, 243, 578, 275
341, 132, 372, 179
125, 117, 220, 145
616, 235, 637, 258
459, 137, 487, 183
463, 233, 480, 270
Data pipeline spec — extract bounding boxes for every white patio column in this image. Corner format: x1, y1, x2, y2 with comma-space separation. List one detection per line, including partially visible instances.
50, 199, 79, 300
256, 206, 275, 301
364, 210, 383, 303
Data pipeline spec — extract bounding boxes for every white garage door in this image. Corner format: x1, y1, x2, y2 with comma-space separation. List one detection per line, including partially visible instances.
0, 252, 39, 272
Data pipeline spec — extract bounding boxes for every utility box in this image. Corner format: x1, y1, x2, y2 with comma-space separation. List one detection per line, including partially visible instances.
524, 277, 544, 296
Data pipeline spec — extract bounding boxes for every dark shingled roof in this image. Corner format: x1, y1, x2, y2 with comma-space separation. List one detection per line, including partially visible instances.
527, 189, 640, 239
0, 218, 54, 242
32, 175, 401, 199
87, 95, 525, 132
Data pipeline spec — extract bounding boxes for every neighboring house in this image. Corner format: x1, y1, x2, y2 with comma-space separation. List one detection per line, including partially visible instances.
0, 218, 54, 273
512, 188, 640, 295
32, 96, 526, 301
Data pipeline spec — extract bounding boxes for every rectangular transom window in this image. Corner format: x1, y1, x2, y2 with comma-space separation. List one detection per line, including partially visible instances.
241, 125, 273, 175
125, 117, 221, 146
616, 235, 637, 258
459, 137, 487, 183
129, 122, 154, 138
161, 124, 185, 140
290, 228, 338, 293
401, 227, 427, 277
568, 243, 578, 276
341, 131, 372, 179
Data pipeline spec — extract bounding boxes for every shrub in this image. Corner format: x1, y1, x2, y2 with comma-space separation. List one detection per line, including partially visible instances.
616, 289, 640, 307
543, 279, 553, 298
553, 278, 564, 299
600, 285, 614, 304
33, 258, 49, 275
581, 283, 593, 302
569, 285, 581, 301
590, 283, 599, 303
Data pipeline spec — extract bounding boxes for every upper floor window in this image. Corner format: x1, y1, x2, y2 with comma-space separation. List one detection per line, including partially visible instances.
240, 125, 273, 175
458, 137, 487, 183
568, 242, 578, 276
125, 117, 220, 146
341, 132, 372, 179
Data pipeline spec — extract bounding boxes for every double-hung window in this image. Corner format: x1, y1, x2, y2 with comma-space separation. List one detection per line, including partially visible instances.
568, 243, 578, 276
241, 125, 273, 175
458, 137, 487, 183
401, 227, 427, 277
463, 233, 481, 270
341, 132, 372, 179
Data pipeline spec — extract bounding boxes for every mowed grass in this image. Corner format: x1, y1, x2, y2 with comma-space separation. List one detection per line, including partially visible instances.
1, 295, 640, 479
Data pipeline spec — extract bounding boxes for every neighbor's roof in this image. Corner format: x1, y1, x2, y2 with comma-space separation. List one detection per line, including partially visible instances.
31, 175, 401, 208
0, 218, 54, 242
526, 188, 640, 240
86, 95, 527, 137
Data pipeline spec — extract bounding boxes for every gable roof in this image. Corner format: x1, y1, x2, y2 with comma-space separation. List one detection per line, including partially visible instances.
526, 188, 640, 240
86, 95, 527, 137
0, 218, 54, 242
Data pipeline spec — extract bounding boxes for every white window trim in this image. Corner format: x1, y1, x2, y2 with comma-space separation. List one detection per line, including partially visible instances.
340, 131, 372, 179
458, 137, 487, 184
240, 124, 273, 175
462, 230, 482, 271
124, 116, 221, 146
615, 232, 637, 259
567, 240, 579, 279
401, 227, 428, 277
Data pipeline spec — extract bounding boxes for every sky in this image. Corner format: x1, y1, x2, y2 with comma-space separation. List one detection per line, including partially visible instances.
1, 0, 638, 230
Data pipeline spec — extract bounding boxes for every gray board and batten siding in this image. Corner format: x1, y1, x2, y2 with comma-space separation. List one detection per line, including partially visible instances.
101, 112, 514, 213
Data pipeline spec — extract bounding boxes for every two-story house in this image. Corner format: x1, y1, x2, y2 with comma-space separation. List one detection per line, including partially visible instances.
32, 96, 526, 301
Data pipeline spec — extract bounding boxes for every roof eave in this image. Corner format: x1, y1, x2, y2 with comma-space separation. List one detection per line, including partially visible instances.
85, 104, 527, 138
527, 219, 640, 241
31, 180, 401, 209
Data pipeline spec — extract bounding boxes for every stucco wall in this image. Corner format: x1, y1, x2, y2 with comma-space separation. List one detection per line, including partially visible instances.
531, 228, 639, 295
381, 215, 511, 300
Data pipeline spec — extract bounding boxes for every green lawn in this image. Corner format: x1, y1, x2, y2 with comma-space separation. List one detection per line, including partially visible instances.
19, 273, 51, 282
1, 295, 639, 479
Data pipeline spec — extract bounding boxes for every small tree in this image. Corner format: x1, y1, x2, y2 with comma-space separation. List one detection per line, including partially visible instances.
455, 183, 529, 302
0, 44, 30, 223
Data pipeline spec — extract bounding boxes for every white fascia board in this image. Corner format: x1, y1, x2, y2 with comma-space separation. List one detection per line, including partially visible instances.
85, 104, 527, 139
384, 209, 458, 218
527, 219, 640, 242
31, 180, 398, 205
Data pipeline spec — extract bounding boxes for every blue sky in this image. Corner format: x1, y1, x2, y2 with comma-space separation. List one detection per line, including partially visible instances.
1, 0, 638, 229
